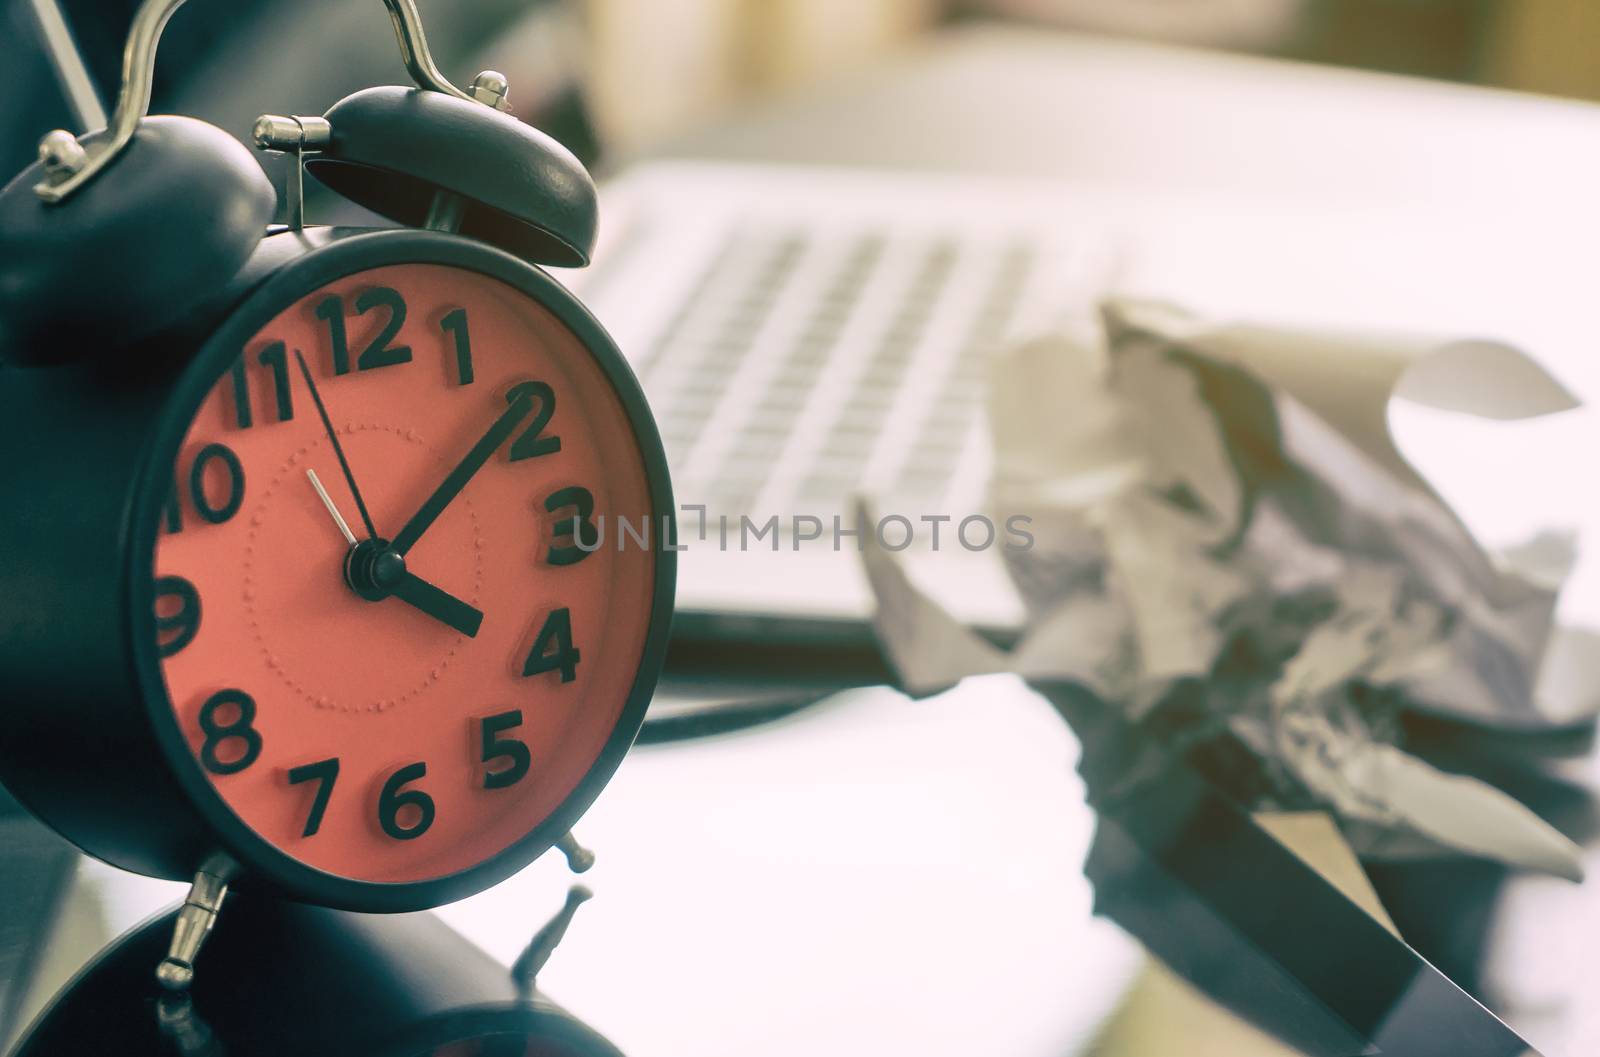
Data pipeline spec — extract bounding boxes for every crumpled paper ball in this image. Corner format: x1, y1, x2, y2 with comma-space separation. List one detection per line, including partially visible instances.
861, 299, 1592, 879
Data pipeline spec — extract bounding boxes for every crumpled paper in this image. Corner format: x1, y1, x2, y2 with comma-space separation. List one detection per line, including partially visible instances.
861, 299, 1594, 879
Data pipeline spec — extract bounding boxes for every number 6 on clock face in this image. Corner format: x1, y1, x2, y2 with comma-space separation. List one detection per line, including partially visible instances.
150, 256, 669, 896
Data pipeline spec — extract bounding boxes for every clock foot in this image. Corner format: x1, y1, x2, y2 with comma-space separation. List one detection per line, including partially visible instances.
155, 855, 237, 992
555, 831, 595, 873
511, 885, 592, 995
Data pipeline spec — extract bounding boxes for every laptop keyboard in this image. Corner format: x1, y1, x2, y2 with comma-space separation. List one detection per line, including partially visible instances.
581, 218, 1061, 523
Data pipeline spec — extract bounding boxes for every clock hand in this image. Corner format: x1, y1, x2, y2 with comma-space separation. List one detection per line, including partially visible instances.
389, 392, 533, 556
294, 349, 379, 540
305, 468, 358, 546
300, 369, 486, 636
389, 571, 484, 637
312, 469, 484, 636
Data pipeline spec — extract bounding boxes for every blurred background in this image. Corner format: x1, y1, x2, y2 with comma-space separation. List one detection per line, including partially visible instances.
578, 0, 1600, 153
11, 0, 1600, 174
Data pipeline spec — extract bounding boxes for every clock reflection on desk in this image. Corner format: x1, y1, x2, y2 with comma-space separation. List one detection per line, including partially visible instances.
13, 889, 616, 1057
12, 679, 1554, 1057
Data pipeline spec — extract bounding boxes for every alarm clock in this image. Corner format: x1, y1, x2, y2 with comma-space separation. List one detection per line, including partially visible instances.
0, 0, 673, 986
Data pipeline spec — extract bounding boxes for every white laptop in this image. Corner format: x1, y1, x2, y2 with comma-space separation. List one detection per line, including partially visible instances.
563, 161, 1117, 643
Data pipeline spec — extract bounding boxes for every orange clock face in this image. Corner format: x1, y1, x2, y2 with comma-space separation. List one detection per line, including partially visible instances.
153, 262, 658, 885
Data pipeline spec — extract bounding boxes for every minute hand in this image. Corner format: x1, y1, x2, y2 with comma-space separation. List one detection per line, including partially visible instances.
391, 394, 533, 556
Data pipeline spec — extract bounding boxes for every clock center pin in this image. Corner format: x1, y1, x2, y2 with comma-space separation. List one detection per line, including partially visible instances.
344, 538, 407, 601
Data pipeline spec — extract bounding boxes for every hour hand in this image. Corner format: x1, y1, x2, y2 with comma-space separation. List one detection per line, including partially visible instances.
389, 572, 484, 638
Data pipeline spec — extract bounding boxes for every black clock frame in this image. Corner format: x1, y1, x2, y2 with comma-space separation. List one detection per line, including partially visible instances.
0, 226, 675, 912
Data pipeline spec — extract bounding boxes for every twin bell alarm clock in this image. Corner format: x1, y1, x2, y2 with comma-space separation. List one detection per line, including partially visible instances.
0, 0, 674, 988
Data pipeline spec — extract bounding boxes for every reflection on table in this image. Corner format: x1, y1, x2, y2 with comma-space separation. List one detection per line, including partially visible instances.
9, 676, 1568, 1056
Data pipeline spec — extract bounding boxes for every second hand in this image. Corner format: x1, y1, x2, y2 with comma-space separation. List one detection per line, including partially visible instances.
306, 468, 357, 546
294, 349, 379, 540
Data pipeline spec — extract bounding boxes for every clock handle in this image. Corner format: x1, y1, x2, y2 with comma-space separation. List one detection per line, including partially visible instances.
376, 0, 512, 114
28, 0, 473, 204
31, 0, 188, 203
379, 0, 478, 105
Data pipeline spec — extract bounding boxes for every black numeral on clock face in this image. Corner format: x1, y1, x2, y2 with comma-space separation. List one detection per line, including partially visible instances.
228, 341, 295, 428
164, 444, 246, 533
287, 757, 340, 837
227, 357, 251, 429
257, 341, 294, 422
378, 762, 435, 840
480, 710, 531, 788
190, 443, 246, 525
441, 308, 474, 385
288, 718, 532, 838
522, 607, 580, 682
543, 486, 597, 566
506, 382, 561, 461
354, 287, 411, 370
155, 575, 201, 657
317, 287, 412, 375
314, 295, 348, 373
198, 689, 262, 775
